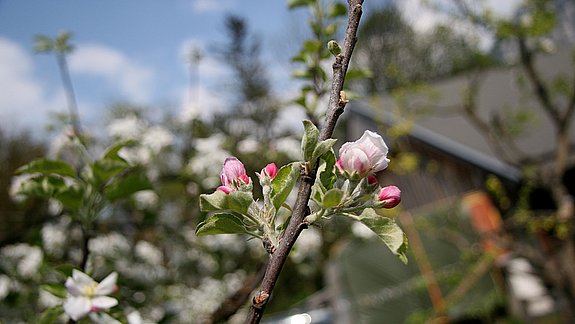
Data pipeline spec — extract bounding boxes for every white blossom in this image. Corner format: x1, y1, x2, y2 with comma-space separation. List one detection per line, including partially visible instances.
63, 270, 119, 321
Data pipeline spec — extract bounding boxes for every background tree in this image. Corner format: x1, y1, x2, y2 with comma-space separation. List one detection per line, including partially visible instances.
352, 0, 575, 319
353, 2, 492, 94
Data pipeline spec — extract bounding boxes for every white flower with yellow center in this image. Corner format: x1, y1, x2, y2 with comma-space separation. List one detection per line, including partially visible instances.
63, 270, 119, 320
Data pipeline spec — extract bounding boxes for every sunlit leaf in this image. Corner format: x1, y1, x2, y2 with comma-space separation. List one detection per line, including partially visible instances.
358, 208, 408, 264
38, 305, 64, 324
91, 159, 130, 187
301, 120, 319, 162
102, 140, 136, 161
196, 213, 247, 235
200, 190, 254, 216
287, 0, 315, 9
322, 188, 344, 208
104, 167, 152, 201
41, 283, 67, 298
271, 162, 301, 211
312, 138, 337, 162
319, 150, 336, 190
16, 159, 76, 178
328, 2, 347, 18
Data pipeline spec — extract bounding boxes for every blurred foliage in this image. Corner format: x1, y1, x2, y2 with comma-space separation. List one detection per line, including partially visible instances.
0, 129, 47, 246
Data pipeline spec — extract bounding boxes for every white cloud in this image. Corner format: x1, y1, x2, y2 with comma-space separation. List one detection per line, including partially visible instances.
0, 37, 65, 133
69, 44, 154, 102
192, 0, 235, 13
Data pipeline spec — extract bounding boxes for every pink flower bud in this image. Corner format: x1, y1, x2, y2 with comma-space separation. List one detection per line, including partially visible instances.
367, 175, 378, 185
263, 163, 279, 179
378, 185, 401, 208
338, 130, 390, 177
220, 157, 250, 187
217, 185, 234, 194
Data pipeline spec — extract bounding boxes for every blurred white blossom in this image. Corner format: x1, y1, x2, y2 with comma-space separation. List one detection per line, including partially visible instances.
8, 174, 33, 203
39, 289, 61, 308
275, 137, 302, 160
107, 115, 146, 140
187, 134, 231, 188
290, 227, 322, 263
135, 241, 164, 266
89, 232, 131, 258
41, 220, 69, 257
141, 126, 174, 152
237, 137, 259, 154
1, 243, 43, 279
134, 190, 159, 210
0, 275, 11, 300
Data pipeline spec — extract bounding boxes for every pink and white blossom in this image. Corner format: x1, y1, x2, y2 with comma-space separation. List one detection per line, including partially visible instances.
377, 185, 401, 208
218, 157, 251, 194
63, 270, 118, 321
337, 130, 390, 177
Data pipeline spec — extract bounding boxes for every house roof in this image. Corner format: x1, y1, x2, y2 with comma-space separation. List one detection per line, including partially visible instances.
349, 47, 575, 182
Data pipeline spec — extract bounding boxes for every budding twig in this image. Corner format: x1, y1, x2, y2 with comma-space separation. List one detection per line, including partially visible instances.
245, 1, 364, 323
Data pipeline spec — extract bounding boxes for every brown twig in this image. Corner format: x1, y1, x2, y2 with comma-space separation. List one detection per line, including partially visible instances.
244, 1, 364, 323
206, 262, 268, 323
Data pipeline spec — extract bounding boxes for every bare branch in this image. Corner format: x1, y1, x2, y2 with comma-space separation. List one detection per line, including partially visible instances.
517, 37, 561, 125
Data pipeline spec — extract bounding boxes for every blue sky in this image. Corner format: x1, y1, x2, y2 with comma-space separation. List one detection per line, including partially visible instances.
0, 0, 309, 134
0, 0, 519, 136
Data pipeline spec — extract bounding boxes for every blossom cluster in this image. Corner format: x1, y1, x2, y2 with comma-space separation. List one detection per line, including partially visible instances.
201, 128, 405, 262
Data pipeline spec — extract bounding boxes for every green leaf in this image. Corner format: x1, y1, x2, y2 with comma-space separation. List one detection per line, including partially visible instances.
328, 2, 347, 18
54, 264, 75, 278
358, 208, 408, 264
292, 69, 311, 79
345, 68, 373, 81
38, 305, 64, 324
16, 159, 76, 178
319, 150, 336, 190
303, 40, 322, 53
91, 158, 130, 186
17, 175, 70, 198
322, 188, 344, 208
196, 213, 247, 235
287, 0, 314, 9
41, 283, 67, 298
271, 162, 301, 211
312, 181, 325, 204
102, 140, 136, 161
104, 167, 152, 201
54, 181, 84, 210
301, 120, 319, 162
200, 190, 254, 216
312, 138, 337, 161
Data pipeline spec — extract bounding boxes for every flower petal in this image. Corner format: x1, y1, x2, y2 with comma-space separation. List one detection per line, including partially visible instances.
95, 272, 118, 296
64, 296, 91, 320
71, 269, 97, 287
91, 296, 119, 310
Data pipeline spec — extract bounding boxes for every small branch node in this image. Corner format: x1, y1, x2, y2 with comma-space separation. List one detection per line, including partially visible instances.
253, 291, 270, 308
262, 237, 276, 254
